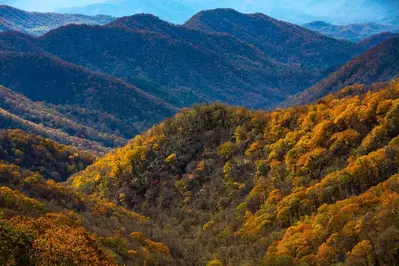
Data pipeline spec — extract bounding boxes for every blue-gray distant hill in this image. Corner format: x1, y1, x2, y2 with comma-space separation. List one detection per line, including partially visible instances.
0, 5, 115, 36
303, 21, 399, 42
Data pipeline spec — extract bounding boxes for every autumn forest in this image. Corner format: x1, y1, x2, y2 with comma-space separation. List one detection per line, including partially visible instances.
0, 3, 399, 266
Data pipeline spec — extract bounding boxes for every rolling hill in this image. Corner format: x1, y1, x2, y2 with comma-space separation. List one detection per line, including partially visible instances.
0, 51, 178, 151
282, 37, 399, 107
0, 5, 115, 36
71, 78, 399, 265
303, 21, 399, 42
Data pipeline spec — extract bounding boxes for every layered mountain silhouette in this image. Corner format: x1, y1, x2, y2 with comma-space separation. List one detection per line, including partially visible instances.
303, 21, 399, 42
4, 9, 365, 109
282, 37, 399, 107
0, 5, 115, 36
62, 0, 398, 25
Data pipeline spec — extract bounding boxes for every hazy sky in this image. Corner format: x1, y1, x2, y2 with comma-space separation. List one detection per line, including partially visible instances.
1, 0, 337, 12
0, 0, 107, 11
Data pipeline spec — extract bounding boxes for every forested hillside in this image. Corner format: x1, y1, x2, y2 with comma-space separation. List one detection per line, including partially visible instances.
71, 78, 399, 265
0, 52, 177, 151
34, 21, 313, 108
0, 86, 128, 153
1, 5, 398, 266
283, 37, 399, 107
0, 129, 95, 181
0, 130, 175, 265
359, 32, 399, 49
185, 9, 363, 68
0, 5, 114, 36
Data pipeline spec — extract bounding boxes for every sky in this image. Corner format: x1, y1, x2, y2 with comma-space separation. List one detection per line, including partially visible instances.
0, 0, 107, 11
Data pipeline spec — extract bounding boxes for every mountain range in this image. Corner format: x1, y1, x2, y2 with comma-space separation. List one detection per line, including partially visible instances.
0, 8, 369, 111
303, 21, 399, 42
0, 4, 399, 266
0, 5, 114, 36
26, 10, 367, 107
1, 7, 398, 153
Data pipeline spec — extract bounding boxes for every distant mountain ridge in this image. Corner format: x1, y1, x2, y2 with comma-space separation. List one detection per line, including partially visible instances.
303, 20, 399, 42
0, 5, 115, 36
282, 37, 399, 107
185, 9, 363, 68
61, 0, 398, 25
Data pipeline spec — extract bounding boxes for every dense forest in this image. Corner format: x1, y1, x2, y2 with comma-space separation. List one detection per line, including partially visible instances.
1, 74, 398, 266
0, 85, 129, 153
0, 129, 176, 265
185, 9, 363, 68
69, 78, 399, 265
1, 5, 399, 266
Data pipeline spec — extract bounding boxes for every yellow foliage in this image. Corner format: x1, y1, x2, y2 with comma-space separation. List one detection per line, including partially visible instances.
207, 258, 223, 266
165, 153, 177, 164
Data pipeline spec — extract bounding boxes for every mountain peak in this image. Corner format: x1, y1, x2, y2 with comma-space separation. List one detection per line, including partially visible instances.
187, 8, 263, 24
304, 20, 333, 27
106, 13, 173, 30
198, 8, 240, 15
